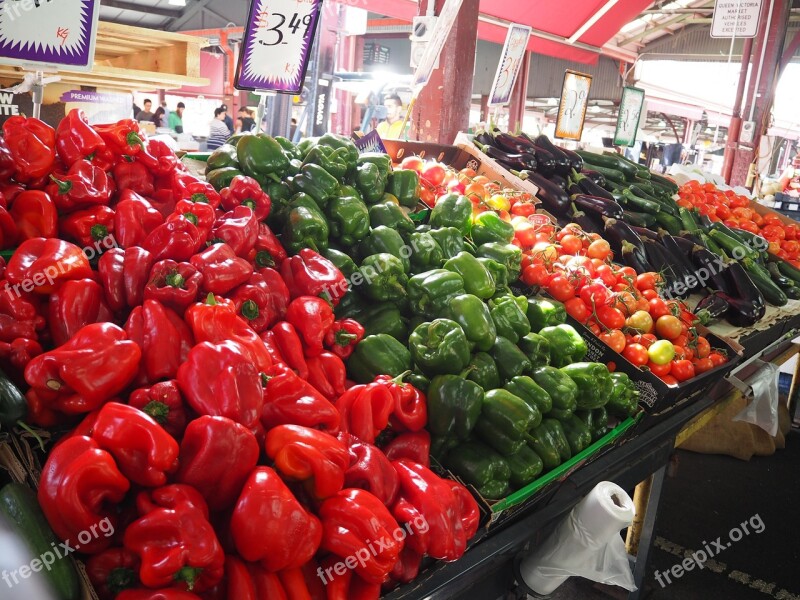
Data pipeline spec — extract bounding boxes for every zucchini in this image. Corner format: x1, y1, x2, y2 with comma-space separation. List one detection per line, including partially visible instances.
771, 254, 800, 286
577, 150, 638, 180
679, 208, 701, 233
621, 210, 657, 228
699, 232, 726, 258
654, 211, 682, 236
0, 367, 27, 430
632, 177, 656, 194
743, 258, 788, 306
649, 172, 679, 193
620, 189, 660, 214
767, 261, 795, 288
0, 483, 81, 600
707, 229, 758, 260
611, 152, 652, 179
579, 162, 627, 184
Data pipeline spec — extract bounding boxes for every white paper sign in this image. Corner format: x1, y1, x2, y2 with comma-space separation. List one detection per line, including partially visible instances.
411, 0, 463, 93
488, 24, 531, 107
711, 0, 762, 38
555, 70, 592, 141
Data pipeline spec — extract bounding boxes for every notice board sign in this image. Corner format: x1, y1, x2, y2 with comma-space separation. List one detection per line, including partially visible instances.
555, 70, 592, 141
235, 0, 323, 93
411, 0, 463, 91
613, 86, 645, 147
487, 23, 531, 107
711, 0, 762, 38
0, 0, 100, 71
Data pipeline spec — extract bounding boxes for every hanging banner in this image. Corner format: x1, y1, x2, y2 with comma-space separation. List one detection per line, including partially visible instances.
613, 86, 645, 147
554, 70, 592, 141
411, 0, 464, 93
235, 0, 323, 93
711, 0, 762, 38
0, 0, 100, 71
488, 23, 531, 107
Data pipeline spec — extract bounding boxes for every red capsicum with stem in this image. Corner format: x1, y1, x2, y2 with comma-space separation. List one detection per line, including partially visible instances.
142, 219, 204, 262
285, 295, 335, 358
334, 382, 394, 445
86, 547, 141, 600
55, 109, 107, 168
321, 555, 382, 600
6, 237, 93, 294
0, 337, 43, 371
166, 199, 216, 243
48, 160, 113, 211
113, 190, 164, 249
324, 318, 365, 360
260, 362, 340, 433
220, 175, 272, 220
95, 119, 145, 156
114, 158, 155, 197
2, 116, 55, 182
339, 432, 400, 505
128, 380, 188, 439
374, 372, 428, 433
189, 243, 253, 295
60, 205, 116, 248
228, 269, 289, 333
305, 351, 347, 401
143, 260, 202, 314
251, 222, 287, 268
9, 190, 58, 240
138, 139, 180, 177
0, 283, 45, 343
172, 172, 221, 209
281, 248, 348, 306
210, 206, 259, 258
382, 431, 431, 467
48, 278, 114, 347
98, 246, 155, 313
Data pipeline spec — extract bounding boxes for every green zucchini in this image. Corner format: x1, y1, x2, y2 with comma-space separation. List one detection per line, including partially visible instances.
679, 208, 701, 233
580, 162, 627, 184
0, 367, 27, 430
767, 261, 795, 289
610, 152, 652, 179
707, 229, 758, 260
0, 483, 81, 600
630, 185, 679, 216
577, 150, 639, 180
771, 254, 800, 286
621, 189, 661, 214
649, 172, 680, 193
699, 232, 726, 258
654, 211, 682, 236
622, 210, 657, 228
743, 258, 788, 306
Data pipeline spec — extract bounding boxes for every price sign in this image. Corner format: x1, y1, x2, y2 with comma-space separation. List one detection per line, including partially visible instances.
0, 0, 100, 71
613, 86, 645, 147
411, 0, 464, 92
555, 70, 592, 141
235, 0, 323, 94
488, 24, 531, 107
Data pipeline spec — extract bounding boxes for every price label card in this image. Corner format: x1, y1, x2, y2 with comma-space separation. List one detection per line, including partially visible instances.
0, 0, 100, 71
613, 86, 645, 147
411, 0, 463, 92
235, 0, 323, 94
488, 23, 531, 107
555, 70, 592, 141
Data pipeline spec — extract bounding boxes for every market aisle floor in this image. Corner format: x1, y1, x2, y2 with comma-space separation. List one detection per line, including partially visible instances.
549, 430, 800, 600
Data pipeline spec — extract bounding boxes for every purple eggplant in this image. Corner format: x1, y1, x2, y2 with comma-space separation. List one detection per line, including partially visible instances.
694, 292, 730, 325
691, 246, 733, 295
571, 194, 623, 219
521, 170, 570, 214
718, 261, 766, 327
603, 217, 646, 259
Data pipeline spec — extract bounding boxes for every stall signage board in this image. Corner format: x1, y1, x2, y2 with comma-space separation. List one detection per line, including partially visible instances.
0, 0, 100, 71
487, 23, 531, 107
235, 0, 323, 93
554, 70, 592, 141
613, 86, 645, 147
411, 0, 464, 93
711, 0, 762, 38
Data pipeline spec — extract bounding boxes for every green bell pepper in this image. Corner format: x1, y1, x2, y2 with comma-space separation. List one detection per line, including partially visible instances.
205, 143, 238, 174
576, 407, 609, 442
357, 152, 392, 179
474, 389, 540, 455
303, 145, 349, 180
358, 226, 411, 273
333, 289, 366, 318
504, 375, 552, 415
471, 211, 515, 245
538, 324, 587, 368
443, 252, 495, 300
447, 293, 497, 352
478, 257, 510, 294
560, 415, 592, 455
532, 418, 572, 467
548, 407, 575, 421
607, 372, 639, 418
238, 134, 289, 180
428, 226, 466, 260
290, 163, 340, 209
317, 133, 359, 174
429, 193, 472, 236
206, 167, 243, 191
296, 137, 317, 159
405, 371, 430, 393
322, 248, 359, 280
489, 336, 532, 383
386, 169, 420, 208
517, 332, 550, 368
431, 434, 460, 461
281, 193, 329, 254
286, 158, 303, 177
358, 253, 408, 302
529, 366, 578, 413
409, 319, 471, 376
407, 269, 465, 318
274, 136, 301, 161
442, 441, 510, 499
356, 162, 387, 204
265, 180, 293, 229
408, 231, 445, 272
427, 374, 484, 439
347, 334, 412, 383
505, 444, 544, 487
358, 303, 408, 342
369, 199, 415, 234
466, 352, 501, 390
225, 132, 248, 147
476, 242, 522, 281
488, 294, 532, 344
527, 297, 567, 332
326, 193, 370, 246
560, 362, 612, 410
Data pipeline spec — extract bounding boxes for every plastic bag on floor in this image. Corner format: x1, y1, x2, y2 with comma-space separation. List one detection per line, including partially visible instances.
730, 360, 780, 437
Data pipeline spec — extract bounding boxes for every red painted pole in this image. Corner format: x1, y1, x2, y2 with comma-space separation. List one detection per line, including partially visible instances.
721, 37, 754, 185
507, 51, 530, 133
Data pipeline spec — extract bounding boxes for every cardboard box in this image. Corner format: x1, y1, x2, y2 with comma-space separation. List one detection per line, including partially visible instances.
751, 198, 800, 228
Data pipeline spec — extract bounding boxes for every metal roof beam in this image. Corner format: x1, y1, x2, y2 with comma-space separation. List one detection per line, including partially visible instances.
167, 0, 216, 31
102, 0, 180, 18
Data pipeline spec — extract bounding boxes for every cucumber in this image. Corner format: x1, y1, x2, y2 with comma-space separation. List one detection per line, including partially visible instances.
0, 483, 80, 600
577, 150, 639, 180
621, 210, 657, 228
654, 211, 682, 236
0, 367, 26, 430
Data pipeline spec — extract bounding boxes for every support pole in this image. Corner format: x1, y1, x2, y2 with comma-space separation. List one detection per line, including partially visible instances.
507, 51, 530, 133
722, 37, 754, 184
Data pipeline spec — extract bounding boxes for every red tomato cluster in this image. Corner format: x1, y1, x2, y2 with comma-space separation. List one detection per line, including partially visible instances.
519, 222, 729, 385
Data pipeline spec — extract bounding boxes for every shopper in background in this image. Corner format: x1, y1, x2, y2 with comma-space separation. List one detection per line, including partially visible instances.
219, 104, 234, 135
376, 93, 407, 139
290, 117, 298, 140
161, 101, 171, 125
153, 106, 165, 128
207, 107, 229, 150
136, 98, 155, 122
239, 107, 256, 133
169, 102, 185, 134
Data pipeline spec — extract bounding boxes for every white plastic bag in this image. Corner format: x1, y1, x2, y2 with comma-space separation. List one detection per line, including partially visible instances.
731, 359, 780, 437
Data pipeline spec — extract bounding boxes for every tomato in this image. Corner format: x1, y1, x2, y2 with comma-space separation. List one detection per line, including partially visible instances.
709, 351, 727, 367
587, 320, 602, 335
596, 305, 626, 330
761, 224, 786, 241
422, 163, 446, 187
514, 222, 538, 248
615, 266, 637, 282
636, 272, 661, 291
694, 336, 711, 359
648, 339, 675, 365
738, 220, 759, 234
693, 357, 714, 374
648, 298, 670, 320
623, 343, 649, 366
565, 255, 596, 277
559, 234, 583, 255
547, 275, 576, 302
612, 291, 638, 316
631, 333, 657, 348
532, 241, 559, 264
641, 289, 658, 301
579, 281, 612, 308
586, 239, 611, 261
599, 329, 626, 353
464, 181, 488, 203
565, 297, 591, 323
659, 374, 679, 385
655, 315, 682, 340
401, 156, 424, 172
670, 359, 695, 382
521, 263, 551, 287
595, 264, 617, 288
626, 310, 653, 334
647, 361, 671, 377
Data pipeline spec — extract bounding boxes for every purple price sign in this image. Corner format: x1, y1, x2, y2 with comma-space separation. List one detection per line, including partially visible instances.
235, 0, 323, 94
0, 0, 100, 71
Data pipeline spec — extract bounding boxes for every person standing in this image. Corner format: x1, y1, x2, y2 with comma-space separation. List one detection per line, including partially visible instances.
238, 107, 255, 133
376, 94, 407, 139
136, 98, 155, 122
207, 107, 229, 150
219, 104, 234, 135
153, 107, 165, 128
169, 102, 185, 134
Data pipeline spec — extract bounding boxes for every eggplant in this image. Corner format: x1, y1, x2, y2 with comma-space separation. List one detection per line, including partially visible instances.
533, 135, 571, 176
549, 173, 569, 190
475, 131, 495, 148
691, 245, 733, 295
694, 292, 730, 324
660, 233, 705, 294
521, 170, 570, 215
581, 169, 608, 188
569, 207, 605, 236
523, 145, 556, 176
559, 146, 584, 171
643, 239, 685, 298
494, 132, 536, 155
629, 225, 660, 241
575, 172, 612, 199
621, 240, 653, 273
480, 145, 536, 171
670, 235, 696, 255
571, 194, 623, 219
719, 261, 766, 327
603, 217, 646, 260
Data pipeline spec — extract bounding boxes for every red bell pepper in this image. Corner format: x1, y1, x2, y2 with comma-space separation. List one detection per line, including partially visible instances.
38, 435, 130, 554
228, 269, 288, 333
319, 555, 381, 600
334, 382, 394, 445
339, 432, 399, 505
260, 362, 340, 434
0, 137, 17, 181
281, 249, 348, 306
143, 260, 202, 314
252, 222, 287, 268
391, 459, 480, 561
260, 331, 286, 368
124, 484, 224, 591
98, 246, 155, 313
128, 380, 188, 439
389, 546, 423, 585
91, 402, 179, 487
0, 182, 24, 204
114, 158, 155, 197
86, 547, 140, 600
189, 243, 253, 295
56, 109, 106, 168
265, 424, 350, 500
306, 351, 347, 401
177, 340, 263, 429
230, 466, 322, 571
0, 282, 45, 343
210, 206, 259, 258
184, 294, 272, 372
149, 187, 177, 219
166, 198, 216, 243
0, 337, 43, 371
382, 431, 431, 467
9, 190, 58, 240
220, 175, 271, 221
0, 202, 18, 250
324, 318, 365, 360
114, 190, 165, 249
175, 415, 259, 511
221, 556, 257, 600
124, 299, 195, 384
24, 322, 141, 414
60, 205, 116, 248
95, 119, 145, 156
48, 278, 114, 347
139, 139, 180, 177
116, 590, 202, 600
142, 219, 204, 262
5, 237, 93, 295
319, 488, 404, 584
48, 160, 113, 211
173, 172, 221, 208
249, 564, 290, 600
2, 116, 55, 182
373, 373, 427, 433
285, 296, 335, 358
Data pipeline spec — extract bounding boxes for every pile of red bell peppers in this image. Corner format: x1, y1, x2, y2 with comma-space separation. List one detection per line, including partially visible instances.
0, 111, 480, 600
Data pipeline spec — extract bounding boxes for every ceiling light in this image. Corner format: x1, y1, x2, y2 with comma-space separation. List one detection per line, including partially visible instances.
168, 0, 186, 6
568, 0, 620, 44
